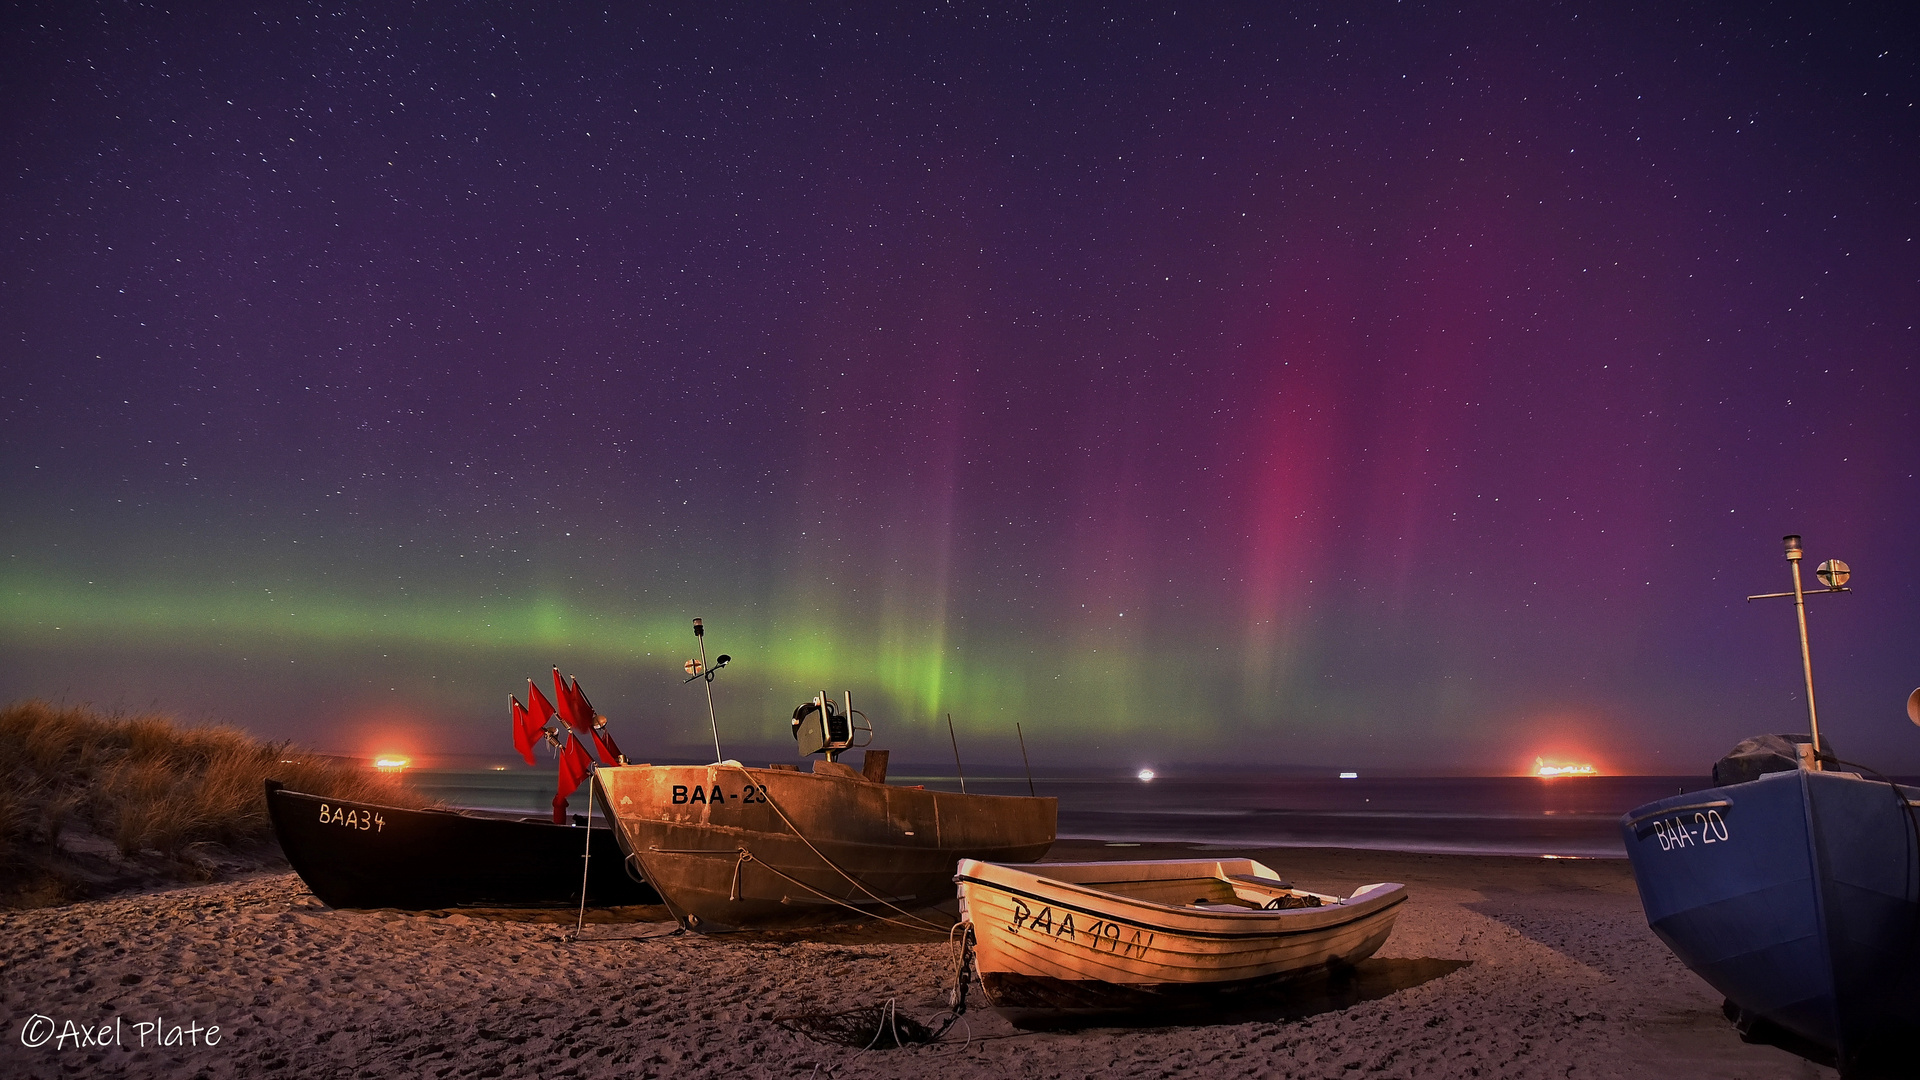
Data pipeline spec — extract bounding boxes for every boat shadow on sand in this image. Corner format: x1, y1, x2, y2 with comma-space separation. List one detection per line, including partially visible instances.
997, 956, 1471, 1032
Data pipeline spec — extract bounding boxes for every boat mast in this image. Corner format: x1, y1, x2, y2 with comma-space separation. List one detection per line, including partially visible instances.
1783, 536, 1822, 758
695, 618, 722, 763
1747, 535, 1852, 768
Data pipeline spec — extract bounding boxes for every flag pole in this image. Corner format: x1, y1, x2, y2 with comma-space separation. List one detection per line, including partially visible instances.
574, 767, 595, 939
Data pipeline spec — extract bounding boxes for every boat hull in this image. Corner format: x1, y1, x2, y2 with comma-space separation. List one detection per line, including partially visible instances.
265, 780, 660, 909
1620, 768, 1920, 1064
957, 858, 1406, 1010
595, 763, 1056, 931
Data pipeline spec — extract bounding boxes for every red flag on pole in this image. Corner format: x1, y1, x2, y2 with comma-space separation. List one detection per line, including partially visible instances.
553, 668, 596, 734
591, 724, 624, 765
526, 679, 558, 727
552, 731, 594, 823
509, 695, 544, 766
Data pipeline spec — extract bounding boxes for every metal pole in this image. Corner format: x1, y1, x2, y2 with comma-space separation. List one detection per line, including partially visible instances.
1784, 536, 1822, 761
574, 768, 595, 939
696, 618, 722, 763
947, 713, 967, 794
1016, 722, 1035, 797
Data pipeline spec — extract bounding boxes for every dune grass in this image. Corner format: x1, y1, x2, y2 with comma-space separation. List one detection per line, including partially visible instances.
0, 699, 433, 906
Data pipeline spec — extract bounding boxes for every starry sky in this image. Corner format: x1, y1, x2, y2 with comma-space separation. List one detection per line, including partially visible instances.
4, 2, 1917, 775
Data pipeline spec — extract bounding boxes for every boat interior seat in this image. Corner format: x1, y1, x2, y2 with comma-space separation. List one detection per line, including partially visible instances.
1225, 873, 1294, 891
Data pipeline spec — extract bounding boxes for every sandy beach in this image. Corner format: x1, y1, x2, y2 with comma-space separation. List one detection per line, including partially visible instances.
1, 840, 1835, 1079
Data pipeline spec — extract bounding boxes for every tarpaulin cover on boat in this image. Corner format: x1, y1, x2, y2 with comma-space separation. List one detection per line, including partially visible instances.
1709, 733, 1830, 786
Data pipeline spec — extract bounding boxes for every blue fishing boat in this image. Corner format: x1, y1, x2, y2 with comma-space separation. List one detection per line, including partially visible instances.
1621, 763, 1920, 1069
1621, 536, 1920, 1074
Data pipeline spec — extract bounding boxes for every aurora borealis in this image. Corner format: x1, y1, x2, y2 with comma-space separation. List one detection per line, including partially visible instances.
4, 3, 1917, 773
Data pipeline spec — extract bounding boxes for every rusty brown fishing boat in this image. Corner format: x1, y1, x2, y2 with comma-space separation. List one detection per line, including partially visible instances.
597, 675, 1055, 931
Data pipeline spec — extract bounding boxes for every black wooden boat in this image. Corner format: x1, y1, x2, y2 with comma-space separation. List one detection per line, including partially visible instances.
265, 780, 660, 909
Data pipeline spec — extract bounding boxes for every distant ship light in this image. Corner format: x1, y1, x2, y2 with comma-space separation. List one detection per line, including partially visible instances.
1137, 768, 1155, 782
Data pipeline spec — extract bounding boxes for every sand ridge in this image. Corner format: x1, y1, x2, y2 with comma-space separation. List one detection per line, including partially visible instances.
1, 843, 1835, 1079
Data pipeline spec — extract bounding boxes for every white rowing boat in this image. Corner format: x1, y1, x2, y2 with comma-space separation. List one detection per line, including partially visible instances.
956, 858, 1405, 1009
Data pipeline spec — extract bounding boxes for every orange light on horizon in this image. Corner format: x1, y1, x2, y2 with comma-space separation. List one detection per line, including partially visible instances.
373, 756, 411, 773
1533, 756, 1597, 778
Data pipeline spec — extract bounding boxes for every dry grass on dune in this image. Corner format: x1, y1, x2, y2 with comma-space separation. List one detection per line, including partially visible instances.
0, 699, 433, 907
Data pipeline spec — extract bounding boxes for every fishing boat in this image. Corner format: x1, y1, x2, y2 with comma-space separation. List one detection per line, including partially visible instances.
1619, 536, 1920, 1073
265, 780, 660, 909
595, 646, 1056, 930
954, 857, 1407, 1010
266, 667, 662, 910
595, 753, 1056, 931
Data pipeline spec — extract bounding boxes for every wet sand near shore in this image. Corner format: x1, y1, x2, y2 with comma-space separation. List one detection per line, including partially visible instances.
0, 840, 1834, 1079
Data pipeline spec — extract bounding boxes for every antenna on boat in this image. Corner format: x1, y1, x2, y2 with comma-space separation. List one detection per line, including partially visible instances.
948, 713, 967, 794
1017, 722, 1035, 797
1746, 535, 1852, 764
685, 618, 732, 764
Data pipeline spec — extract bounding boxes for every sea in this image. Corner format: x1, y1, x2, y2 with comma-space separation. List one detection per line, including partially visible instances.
402, 767, 1721, 859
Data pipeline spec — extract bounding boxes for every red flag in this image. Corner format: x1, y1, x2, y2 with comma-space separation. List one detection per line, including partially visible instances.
572, 679, 596, 727
526, 679, 558, 727
591, 725, 624, 765
509, 695, 543, 766
552, 731, 594, 823
553, 667, 595, 734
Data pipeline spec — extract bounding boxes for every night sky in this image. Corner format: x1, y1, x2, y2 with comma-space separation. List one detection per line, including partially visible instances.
4, 2, 1917, 775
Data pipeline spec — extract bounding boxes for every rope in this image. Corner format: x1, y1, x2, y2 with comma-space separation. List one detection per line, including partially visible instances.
730, 848, 954, 936
775, 997, 935, 1050
718, 764, 953, 933
865, 998, 901, 1052
921, 921, 977, 1042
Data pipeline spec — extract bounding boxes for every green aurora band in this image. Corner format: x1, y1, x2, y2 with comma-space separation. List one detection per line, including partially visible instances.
1, 566, 1228, 749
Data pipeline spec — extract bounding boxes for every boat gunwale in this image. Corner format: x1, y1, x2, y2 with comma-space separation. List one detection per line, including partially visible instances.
636, 834, 1053, 859
958, 868, 1406, 942
269, 783, 571, 829
600, 761, 1059, 806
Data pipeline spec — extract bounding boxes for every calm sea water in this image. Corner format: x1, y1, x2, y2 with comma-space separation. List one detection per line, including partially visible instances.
404, 768, 1716, 859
